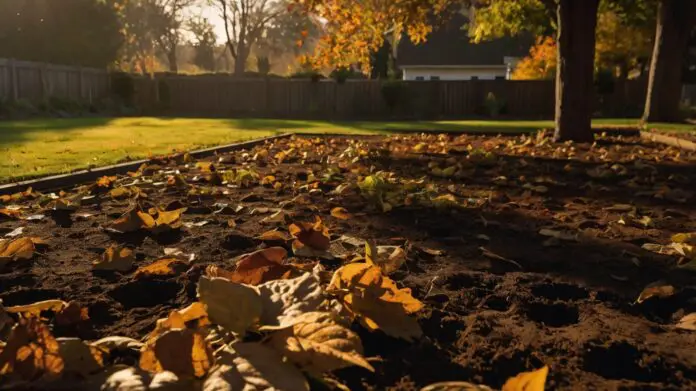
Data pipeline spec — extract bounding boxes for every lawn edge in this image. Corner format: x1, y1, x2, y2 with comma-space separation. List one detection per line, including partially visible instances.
0, 133, 293, 195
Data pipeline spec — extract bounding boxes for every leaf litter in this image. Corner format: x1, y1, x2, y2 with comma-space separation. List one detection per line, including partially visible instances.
0, 133, 695, 389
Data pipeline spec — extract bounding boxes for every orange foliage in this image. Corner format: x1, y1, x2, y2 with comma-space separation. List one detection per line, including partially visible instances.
511, 36, 556, 80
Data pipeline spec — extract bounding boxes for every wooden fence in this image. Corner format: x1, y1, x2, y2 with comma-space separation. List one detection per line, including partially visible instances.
135, 75, 649, 119
0, 58, 110, 103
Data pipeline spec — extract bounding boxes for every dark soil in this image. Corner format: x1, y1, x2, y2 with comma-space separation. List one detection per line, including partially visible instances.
2, 132, 696, 390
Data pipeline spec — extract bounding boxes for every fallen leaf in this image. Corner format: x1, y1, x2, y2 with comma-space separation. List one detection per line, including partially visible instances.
261, 210, 288, 224
140, 328, 214, 378
365, 241, 407, 274
57, 338, 105, 376
502, 366, 548, 391
266, 311, 374, 374
258, 270, 324, 327
44, 198, 79, 212
207, 247, 292, 286
92, 336, 144, 352
93, 245, 135, 272
331, 207, 352, 220
134, 258, 188, 278
197, 276, 262, 335
0, 317, 64, 380
203, 343, 309, 391
164, 248, 196, 262
108, 207, 150, 233
636, 281, 676, 303
5, 227, 24, 238
676, 313, 696, 331
421, 382, 493, 391
256, 230, 292, 242
5, 300, 68, 317
538, 228, 578, 241
0, 237, 36, 267
0, 208, 22, 220
99, 367, 149, 390
289, 217, 330, 251
329, 263, 423, 340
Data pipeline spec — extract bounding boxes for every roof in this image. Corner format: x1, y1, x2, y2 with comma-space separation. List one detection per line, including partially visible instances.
398, 14, 533, 67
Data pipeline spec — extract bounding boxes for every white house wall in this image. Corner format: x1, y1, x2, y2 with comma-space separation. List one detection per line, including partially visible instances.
402, 67, 508, 81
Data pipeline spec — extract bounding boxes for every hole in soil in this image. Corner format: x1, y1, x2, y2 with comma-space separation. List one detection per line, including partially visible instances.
108, 279, 182, 309
222, 232, 255, 251
0, 288, 60, 305
484, 295, 510, 312
530, 283, 589, 301
583, 342, 671, 383
445, 272, 495, 291
421, 310, 462, 344
525, 302, 579, 327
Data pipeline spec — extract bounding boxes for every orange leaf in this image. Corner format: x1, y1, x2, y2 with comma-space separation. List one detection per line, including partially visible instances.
257, 230, 292, 242
330, 207, 352, 220
289, 217, 330, 251
206, 247, 292, 285
134, 258, 188, 278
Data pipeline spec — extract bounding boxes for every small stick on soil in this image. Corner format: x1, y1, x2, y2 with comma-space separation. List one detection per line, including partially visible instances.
480, 247, 523, 270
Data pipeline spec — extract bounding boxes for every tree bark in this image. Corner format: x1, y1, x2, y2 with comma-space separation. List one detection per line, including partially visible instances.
234, 44, 248, 76
167, 48, 178, 73
553, 0, 600, 143
642, 0, 696, 123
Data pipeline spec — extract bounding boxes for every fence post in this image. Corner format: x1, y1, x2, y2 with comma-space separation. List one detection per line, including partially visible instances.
78, 66, 84, 102
9, 58, 18, 101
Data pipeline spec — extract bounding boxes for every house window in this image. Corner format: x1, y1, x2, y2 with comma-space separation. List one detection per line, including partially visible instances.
471, 76, 479, 81
415, 76, 425, 81
430, 76, 440, 81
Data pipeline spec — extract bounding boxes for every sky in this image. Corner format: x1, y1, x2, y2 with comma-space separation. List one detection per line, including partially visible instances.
191, 4, 228, 44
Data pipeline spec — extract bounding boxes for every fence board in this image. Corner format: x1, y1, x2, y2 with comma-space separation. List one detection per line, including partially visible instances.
0, 58, 109, 104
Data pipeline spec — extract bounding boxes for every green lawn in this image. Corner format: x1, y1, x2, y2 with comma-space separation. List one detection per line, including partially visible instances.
1, 117, 694, 182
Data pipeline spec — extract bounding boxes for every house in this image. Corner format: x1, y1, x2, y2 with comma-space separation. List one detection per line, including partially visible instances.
398, 14, 533, 81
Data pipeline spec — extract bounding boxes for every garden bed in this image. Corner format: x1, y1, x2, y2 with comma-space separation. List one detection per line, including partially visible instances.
1, 132, 695, 390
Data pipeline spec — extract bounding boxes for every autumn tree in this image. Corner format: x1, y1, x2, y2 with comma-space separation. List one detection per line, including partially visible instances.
147, 0, 199, 73
188, 16, 218, 71
643, 0, 696, 123
511, 36, 556, 80
214, 0, 285, 76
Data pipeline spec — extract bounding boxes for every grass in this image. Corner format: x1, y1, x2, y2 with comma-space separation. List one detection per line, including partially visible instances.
1, 116, 695, 182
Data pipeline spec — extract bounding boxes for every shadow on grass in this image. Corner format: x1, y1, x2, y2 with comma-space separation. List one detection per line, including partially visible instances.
0, 117, 115, 145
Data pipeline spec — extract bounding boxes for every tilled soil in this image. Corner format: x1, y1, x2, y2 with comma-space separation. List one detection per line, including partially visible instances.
1, 133, 696, 390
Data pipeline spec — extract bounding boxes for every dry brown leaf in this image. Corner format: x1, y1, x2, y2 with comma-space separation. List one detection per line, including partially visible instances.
365, 241, 407, 274
0, 237, 36, 266
203, 343, 309, 391
140, 328, 214, 379
57, 338, 106, 376
636, 281, 676, 303
329, 263, 423, 341
197, 276, 262, 335
44, 198, 79, 212
150, 303, 211, 340
331, 207, 352, 220
258, 270, 324, 327
224, 247, 292, 285
55, 301, 90, 326
93, 245, 135, 272
5, 300, 68, 317
676, 313, 696, 331
108, 207, 150, 233
502, 366, 548, 391
140, 208, 187, 234
256, 230, 292, 242
421, 382, 493, 391
0, 208, 22, 220
266, 311, 374, 374
134, 258, 188, 278
289, 216, 331, 251
0, 317, 64, 380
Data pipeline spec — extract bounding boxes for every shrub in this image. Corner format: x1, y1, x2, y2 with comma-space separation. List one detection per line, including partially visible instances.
110, 72, 135, 106
483, 92, 505, 118
381, 80, 409, 112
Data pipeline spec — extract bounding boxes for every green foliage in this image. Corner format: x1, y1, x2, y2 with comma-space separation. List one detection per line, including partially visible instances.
484, 92, 505, 118
0, 0, 122, 67
469, 0, 553, 43
330, 67, 365, 84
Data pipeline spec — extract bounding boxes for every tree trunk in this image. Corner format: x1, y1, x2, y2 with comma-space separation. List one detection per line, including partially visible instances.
553, 0, 600, 142
234, 44, 248, 76
167, 48, 178, 73
642, 0, 696, 123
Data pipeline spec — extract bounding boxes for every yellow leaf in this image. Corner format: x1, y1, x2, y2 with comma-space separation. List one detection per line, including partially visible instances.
197, 276, 262, 335
502, 366, 549, 391
93, 245, 135, 272
331, 207, 352, 220
289, 216, 331, 251
0, 238, 36, 267
0, 317, 64, 380
365, 242, 407, 274
5, 300, 68, 317
139, 328, 214, 378
256, 230, 292, 242
266, 311, 374, 374
636, 282, 676, 303
134, 258, 187, 278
